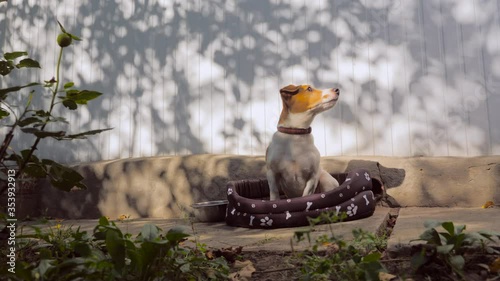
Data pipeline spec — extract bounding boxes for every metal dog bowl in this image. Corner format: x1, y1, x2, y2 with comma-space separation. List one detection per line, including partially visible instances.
191, 200, 228, 222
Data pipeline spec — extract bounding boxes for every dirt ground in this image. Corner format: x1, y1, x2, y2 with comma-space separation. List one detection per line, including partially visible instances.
231, 250, 498, 281
223, 212, 500, 281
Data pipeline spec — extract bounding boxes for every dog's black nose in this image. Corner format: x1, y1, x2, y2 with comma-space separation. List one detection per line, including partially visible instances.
334, 88, 340, 95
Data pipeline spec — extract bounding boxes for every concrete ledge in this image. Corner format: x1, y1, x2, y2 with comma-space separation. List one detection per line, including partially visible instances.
38, 155, 500, 219
21, 207, 391, 252
387, 207, 500, 257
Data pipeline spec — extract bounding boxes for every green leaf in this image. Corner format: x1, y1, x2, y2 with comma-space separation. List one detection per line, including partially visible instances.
419, 228, 442, 245
70, 90, 102, 104
21, 127, 66, 138
424, 220, 442, 229
24, 163, 47, 178
33, 259, 55, 278
0, 60, 14, 76
48, 116, 68, 124
42, 160, 86, 191
436, 244, 454, 254
16, 58, 41, 68
18, 116, 43, 127
454, 224, 466, 235
362, 252, 382, 262
106, 230, 126, 272
441, 222, 455, 236
62, 99, 77, 110
141, 224, 159, 241
100, 216, 110, 226
449, 255, 465, 271
0, 107, 9, 119
57, 20, 82, 41
477, 230, 500, 242
126, 247, 143, 274
62, 128, 113, 139
0, 82, 39, 100
410, 251, 429, 271
57, 20, 68, 33
4, 51, 28, 60
166, 227, 190, 243
64, 82, 75, 89
21, 149, 40, 163
68, 33, 82, 41
180, 263, 191, 273
73, 242, 92, 257
34, 110, 51, 117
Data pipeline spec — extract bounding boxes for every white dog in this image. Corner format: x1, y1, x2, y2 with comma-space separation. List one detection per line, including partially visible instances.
266, 84, 340, 200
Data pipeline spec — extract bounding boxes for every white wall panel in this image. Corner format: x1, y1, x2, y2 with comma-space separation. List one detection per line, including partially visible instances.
1, 0, 499, 163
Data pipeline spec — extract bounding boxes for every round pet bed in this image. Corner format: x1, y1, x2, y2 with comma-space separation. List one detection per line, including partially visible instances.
225, 168, 382, 229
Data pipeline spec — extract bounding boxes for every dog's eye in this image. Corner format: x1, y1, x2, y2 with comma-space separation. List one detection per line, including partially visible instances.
307, 87, 313, 92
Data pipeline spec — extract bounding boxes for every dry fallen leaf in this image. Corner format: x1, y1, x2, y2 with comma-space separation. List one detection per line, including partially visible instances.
490, 257, 500, 273
324, 242, 340, 256
379, 271, 398, 281
482, 201, 494, 208
206, 246, 243, 263
229, 260, 256, 281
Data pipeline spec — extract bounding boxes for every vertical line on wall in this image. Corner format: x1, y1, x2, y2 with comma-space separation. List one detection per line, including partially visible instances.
0, 1, 7, 48
236, 2, 240, 154
173, 0, 178, 155
249, 33, 253, 155
474, 0, 492, 155
384, 0, 394, 156
223, 3, 227, 154
68, 2, 77, 161
184, 0, 190, 155
130, 1, 135, 158
401, 2, 412, 156
305, 0, 309, 84
438, 0, 450, 156
274, 0, 281, 135
174, 1, 179, 156
161, 1, 166, 156
320, 0, 327, 154
418, 0, 430, 155
456, 21, 470, 156
149, 0, 154, 157
210, 4, 214, 154
262, 16, 267, 151
349, 7, 358, 156
363, 0, 375, 155
289, 2, 293, 84
198, 0, 202, 148
277, 0, 281, 106
334, 0, 343, 155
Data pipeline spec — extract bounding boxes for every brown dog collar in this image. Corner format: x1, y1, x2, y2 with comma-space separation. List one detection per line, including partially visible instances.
277, 126, 312, 135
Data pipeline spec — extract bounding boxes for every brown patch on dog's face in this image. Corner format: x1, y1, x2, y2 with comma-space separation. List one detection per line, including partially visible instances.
280, 84, 332, 113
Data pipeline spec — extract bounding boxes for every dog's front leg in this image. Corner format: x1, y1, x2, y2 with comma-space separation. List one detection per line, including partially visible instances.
317, 169, 340, 192
266, 170, 281, 201
302, 177, 319, 197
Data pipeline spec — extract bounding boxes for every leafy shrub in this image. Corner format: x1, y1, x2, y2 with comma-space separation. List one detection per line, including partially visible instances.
293, 212, 387, 281
2, 217, 229, 280
411, 220, 500, 279
0, 21, 111, 196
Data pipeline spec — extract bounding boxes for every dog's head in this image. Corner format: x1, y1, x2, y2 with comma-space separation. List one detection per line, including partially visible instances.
279, 84, 339, 115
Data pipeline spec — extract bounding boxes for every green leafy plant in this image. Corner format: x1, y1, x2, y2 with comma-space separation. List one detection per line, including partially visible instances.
2, 217, 230, 280
0, 20, 111, 196
293, 212, 387, 281
410, 220, 500, 279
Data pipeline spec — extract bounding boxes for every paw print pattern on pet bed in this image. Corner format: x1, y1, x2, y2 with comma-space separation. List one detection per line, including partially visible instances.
225, 168, 381, 229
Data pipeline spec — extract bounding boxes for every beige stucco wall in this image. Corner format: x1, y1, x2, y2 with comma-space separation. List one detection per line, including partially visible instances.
37, 155, 500, 219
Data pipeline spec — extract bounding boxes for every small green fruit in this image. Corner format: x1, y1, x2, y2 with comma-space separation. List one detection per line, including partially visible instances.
57, 33, 72, 47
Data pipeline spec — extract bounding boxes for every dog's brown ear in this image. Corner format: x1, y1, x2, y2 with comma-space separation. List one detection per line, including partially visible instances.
280, 84, 300, 96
